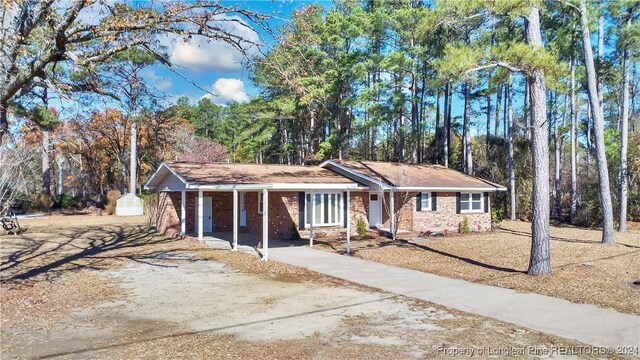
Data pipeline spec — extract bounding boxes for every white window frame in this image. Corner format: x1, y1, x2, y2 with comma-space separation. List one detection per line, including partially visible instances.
305, 191, 343, 227
419, 192, 431, 211
258, 192, 264, 214
460, 192, 483, 213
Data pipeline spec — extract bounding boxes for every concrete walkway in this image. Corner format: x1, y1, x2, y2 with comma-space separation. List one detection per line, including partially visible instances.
269, 246, 640, 349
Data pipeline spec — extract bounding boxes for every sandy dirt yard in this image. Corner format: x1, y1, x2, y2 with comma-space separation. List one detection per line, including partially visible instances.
316, 220, 640, 315
0, 215, 624, 359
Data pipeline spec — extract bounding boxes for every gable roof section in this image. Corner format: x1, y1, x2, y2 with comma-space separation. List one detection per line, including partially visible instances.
321, 160, 506, 191
145, 160, 506, 192
145, 161, 359, 190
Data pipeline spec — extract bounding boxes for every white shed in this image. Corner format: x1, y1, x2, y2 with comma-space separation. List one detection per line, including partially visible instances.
115, 193, 143, 216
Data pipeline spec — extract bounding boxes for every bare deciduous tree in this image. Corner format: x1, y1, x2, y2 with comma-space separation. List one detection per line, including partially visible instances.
0, 141, 38, 214
0, 0, 268, 143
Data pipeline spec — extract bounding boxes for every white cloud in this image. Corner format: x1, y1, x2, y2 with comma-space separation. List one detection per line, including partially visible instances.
161, 15, 261, 73
204, 78, 249, 105
141, 69, 173, 91
169, 38, 242, 73
78, 4, 261, 74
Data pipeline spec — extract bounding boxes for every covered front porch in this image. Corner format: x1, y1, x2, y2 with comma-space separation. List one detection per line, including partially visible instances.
182, 188, 356, 261
196, 231, 308, 255
146, 162, 416, 261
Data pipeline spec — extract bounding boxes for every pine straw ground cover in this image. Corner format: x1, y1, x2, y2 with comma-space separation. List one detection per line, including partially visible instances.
315, 220, 640, 315
1, 215, 621, 359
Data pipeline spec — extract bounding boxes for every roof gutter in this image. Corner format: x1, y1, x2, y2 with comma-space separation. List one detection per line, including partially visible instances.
391, 186, 507, 192
186, 183, 359, 191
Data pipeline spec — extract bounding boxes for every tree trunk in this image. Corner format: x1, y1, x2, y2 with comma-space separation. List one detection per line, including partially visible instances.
486, 90, 491, 151
398, 95, 405, 163
631, 60, 637, 125
586, 101, 591, 165
435, 87, 441, 164
370, 123, 377, 161
526, 6, 551, 275
129, 121, 137, 194
507, 75, 516, 221
503, 84, 508, 138
447, 84, 452, 162
41, 130, 51, 195
310, 109, 316, 157
570, 51, 578, 224
554, 92, 562, 218
597, 13, 604, 111
419, 64, 428, 162
524, 83, 531, 141
443, 83, 450, 168
0, 102, 7, 145
410, 48, 419, 163
463, 82, 473, 175
619, 33, 630, 232
495, 83, 502, 137
57, 154, 64, 195
579, 0, 616, 244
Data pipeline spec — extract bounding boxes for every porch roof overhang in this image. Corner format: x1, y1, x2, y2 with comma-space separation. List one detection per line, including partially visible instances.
144, 162, 360, 192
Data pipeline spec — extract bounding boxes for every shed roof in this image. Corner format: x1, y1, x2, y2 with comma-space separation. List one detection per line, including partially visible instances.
324, 160, 506, 190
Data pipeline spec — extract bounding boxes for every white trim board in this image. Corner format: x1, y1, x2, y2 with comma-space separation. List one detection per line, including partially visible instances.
144, 162, 190, 190
320, 160, 389, 189
393, 186, 506, 192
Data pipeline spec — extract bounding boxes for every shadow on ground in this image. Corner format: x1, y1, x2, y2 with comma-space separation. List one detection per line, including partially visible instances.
0, 224, 197, 282
497, 227, 640, 249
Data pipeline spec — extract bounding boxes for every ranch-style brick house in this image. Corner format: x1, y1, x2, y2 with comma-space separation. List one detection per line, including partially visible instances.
144, 160, 506, 260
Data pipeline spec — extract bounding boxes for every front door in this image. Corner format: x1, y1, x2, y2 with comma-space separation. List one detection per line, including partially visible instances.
368, 192, 382, 227
239, 192, 247, 226
195, 196, 213, 233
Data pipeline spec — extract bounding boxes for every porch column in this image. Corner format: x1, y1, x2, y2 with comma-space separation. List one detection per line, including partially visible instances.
262, 188, 269, 261
389, 190, 395, 240
197, 190, 203, 240
180, 190, 186, 236
232, 189, 238, 251
346, 190, 351, 255
309, 191, 315, 247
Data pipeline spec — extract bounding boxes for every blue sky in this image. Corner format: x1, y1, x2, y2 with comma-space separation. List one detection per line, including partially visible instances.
67, 0, 598, 138
144, 0, 524, 138
146, 0, 327, 106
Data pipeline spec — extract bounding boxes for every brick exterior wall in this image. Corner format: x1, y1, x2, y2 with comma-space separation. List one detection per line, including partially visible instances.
412, 192, 492, 234
380, 192, 415, 232
155, 190, 493, 239
157, 191, 300, 239
298, 191, 369, 239
157, 192, 181, 237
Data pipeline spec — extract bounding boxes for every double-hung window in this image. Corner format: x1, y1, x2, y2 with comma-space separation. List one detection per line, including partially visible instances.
460, 192, 483, 212
305, 192, 342, 226
419, 192, 431, 211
